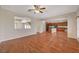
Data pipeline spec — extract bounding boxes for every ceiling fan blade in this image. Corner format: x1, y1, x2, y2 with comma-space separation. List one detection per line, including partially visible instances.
40, 8, 46, 10
34, 5, 36, 7
40, 11, 43, 13
34, 5, 37, 7
34, 5, 40, 9
28, 9, 34, 11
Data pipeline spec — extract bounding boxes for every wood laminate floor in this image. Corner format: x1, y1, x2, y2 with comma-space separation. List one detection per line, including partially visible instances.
0, 32, 79, 53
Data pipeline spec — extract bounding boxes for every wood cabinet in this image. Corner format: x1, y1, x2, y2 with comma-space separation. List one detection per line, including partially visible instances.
46, 22, 67, 32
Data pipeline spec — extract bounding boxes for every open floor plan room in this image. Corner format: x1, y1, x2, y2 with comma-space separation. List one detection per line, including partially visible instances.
0, 5, 79, 53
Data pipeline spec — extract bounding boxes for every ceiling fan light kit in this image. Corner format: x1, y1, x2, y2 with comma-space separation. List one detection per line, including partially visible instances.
34, 10, 40, 13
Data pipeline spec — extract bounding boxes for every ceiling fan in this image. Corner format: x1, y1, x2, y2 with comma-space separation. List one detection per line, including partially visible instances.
28, 5, 46, 13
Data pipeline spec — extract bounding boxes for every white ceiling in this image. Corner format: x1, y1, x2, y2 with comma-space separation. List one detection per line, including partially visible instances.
1, 5, 79, 19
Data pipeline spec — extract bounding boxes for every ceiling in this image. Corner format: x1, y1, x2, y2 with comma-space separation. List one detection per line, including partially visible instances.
1, 5, 79, 19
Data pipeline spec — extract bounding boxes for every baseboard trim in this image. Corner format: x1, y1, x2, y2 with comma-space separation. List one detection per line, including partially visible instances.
0, 33, 37, 43
68, 38, 77, 40
68, 37, 79, 42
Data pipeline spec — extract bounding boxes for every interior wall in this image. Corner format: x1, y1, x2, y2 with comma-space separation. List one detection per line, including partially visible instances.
77, 17, 79, 39
34, 19, 46, 33
67, 13, 77, 39
77, 9, 79, 40
0, 8, 38, 42
39, 21, 46, 33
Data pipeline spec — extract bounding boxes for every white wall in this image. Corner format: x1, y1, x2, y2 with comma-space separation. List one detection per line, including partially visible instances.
39, 21, 46, 33
0, 8, 38, 42
77, 9, 79, 40
46, 18, 67, 23
67, 13, 77, 39
34, 19, 46, 33
77, 17, 79, 39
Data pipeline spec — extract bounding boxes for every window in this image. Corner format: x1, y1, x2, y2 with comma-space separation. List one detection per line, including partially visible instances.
14, 19, 23, 29
14, 16, 31, 30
